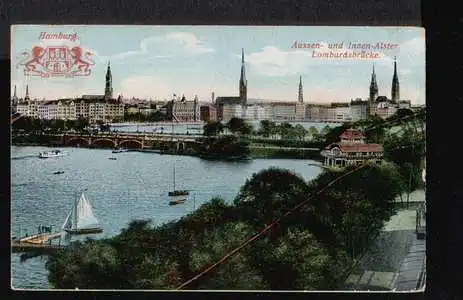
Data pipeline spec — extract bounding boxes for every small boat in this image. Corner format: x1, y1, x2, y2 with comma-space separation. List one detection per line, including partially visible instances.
62, 192, 103, 235
112, 148, 128, 153
108, 157, 117, 160
38, 150, 65, 159
169, 199, 186, 206
53, 171, 65, 175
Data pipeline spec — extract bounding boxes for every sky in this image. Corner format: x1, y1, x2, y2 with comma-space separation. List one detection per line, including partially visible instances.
11, 25, 425, 104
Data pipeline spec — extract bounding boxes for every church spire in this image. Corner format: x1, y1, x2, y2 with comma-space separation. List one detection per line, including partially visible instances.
25, 84, 30, 101
298, 76, 304, 103
239, 48, 247, 106
369, 63, 378, 103
105, 61, 113, 99
391, 56, 400, 102
14, 85, 17, 98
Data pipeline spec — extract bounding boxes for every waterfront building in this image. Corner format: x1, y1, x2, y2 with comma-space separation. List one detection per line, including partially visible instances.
321, 128, 383, 167
350, 99, 369, 122
166, 95, 200, 122
222, 104, 244, 122
200, 104, 217, 122
329, 102, 351, 122
243, 105, 268, 121
271, 102, 297, 121
305, 103, 328, 121
398, 100, 412, 109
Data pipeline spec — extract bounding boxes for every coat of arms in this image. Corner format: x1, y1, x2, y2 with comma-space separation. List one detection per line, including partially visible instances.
17, 45, 95, 77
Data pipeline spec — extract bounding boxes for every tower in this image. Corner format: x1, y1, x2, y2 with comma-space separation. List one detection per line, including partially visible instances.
104, 61, 113, 100
298, 76, 304, 103
239, 48, 247, 106
391, 57, 400, 103
193, 95, 199, 122
25, 84, 30, 101
369, 64, 379, 103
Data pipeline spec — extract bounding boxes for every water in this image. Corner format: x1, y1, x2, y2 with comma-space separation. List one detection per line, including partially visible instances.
111, 121, 341, 135
11, 146, 323, 289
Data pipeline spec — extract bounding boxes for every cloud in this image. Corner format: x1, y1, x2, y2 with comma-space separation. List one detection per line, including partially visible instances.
97, 32, 214, 62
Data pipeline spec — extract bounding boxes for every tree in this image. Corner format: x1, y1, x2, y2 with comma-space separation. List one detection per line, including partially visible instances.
226, 117, 253, 135
203, 121, 224, 136
265, 229, 347, 290
75, 116, 90, 132
277, 122, 295, 139
234, 167, 310, 233
258, 120, 276, 138
293, 124, 307, 141
188, 222, 269, 290
323, 124, 350, 146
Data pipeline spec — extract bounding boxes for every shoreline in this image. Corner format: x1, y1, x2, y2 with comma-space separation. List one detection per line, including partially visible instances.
11, 141, 322, 161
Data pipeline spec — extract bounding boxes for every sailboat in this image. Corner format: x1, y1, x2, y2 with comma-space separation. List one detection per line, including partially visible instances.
62, 192, 103, 234
168, 164, 189, 205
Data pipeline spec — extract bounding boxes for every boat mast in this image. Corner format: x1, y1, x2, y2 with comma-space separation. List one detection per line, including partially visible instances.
173, 163, 176, 191
73, 192, 78, 230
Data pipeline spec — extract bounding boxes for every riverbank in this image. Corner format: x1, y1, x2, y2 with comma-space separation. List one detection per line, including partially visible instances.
12, 135, 324, 161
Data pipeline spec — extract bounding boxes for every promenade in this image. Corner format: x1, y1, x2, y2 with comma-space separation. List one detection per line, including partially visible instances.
343, 190, 426, 291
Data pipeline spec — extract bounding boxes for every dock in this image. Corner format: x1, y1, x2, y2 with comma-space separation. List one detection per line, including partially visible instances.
11, 231, 66, 253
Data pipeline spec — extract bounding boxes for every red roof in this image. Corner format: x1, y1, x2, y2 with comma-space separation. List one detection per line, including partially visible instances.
326, 143, 383, 153
340, 129, 364, 139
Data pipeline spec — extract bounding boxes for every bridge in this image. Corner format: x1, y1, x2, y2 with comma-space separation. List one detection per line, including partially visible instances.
53, 132, 202, 150
11, 113, 24, 124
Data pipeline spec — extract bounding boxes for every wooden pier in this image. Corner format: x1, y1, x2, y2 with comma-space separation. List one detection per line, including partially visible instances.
11, 232, 66, 253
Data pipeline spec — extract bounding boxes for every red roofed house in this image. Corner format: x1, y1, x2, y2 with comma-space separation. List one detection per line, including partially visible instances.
321, 129, 383, 167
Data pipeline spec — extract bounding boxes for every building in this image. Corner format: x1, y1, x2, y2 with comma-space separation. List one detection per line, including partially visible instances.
271, 102, 297, 121
239, 48, 248, 106
391, 57, 400, 103
398, 100, 411, 109
350, 99, 369, 121
214, 48, 248, 121
166, 95, 200, 122
222, 104, 244, 122
200, 104, 217, 122
321, 129, 383, 168
328, 102, 351, 122
215, 96, 241, 121
15, 63, 124, 123
243, 105, 268, 121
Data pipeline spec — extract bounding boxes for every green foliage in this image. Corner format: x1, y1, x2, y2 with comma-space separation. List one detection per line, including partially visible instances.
46, 164, 409, 290
203, 121, 225, 136
226, 117, 253, 135
124, 111, 166, 122
258, 120, 276, 138
13, 116, 93, 134
323, 124, 351, 146
199, 135, 250, 160
188, 222, 268, 290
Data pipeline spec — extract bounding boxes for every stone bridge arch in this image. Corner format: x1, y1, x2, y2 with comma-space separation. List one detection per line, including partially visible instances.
119, 139, 143, 149
92, 138, 117, 148
67, 136, 90, 146
176, 141, 185, 152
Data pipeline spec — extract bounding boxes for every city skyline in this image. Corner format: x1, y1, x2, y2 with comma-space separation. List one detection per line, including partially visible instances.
11, 25, 425, 104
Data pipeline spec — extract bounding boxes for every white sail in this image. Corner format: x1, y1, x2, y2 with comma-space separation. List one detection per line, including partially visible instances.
75, 193, 99, 229
62, 209, 73, 230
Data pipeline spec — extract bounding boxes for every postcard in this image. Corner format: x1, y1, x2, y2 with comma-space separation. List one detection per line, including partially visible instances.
10, 25, 425, 291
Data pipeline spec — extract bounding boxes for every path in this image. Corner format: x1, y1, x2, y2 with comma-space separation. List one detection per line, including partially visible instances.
342, 192, 426, 291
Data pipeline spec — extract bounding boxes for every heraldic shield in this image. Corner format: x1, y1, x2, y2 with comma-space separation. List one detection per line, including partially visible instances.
18, 46, 95, 78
